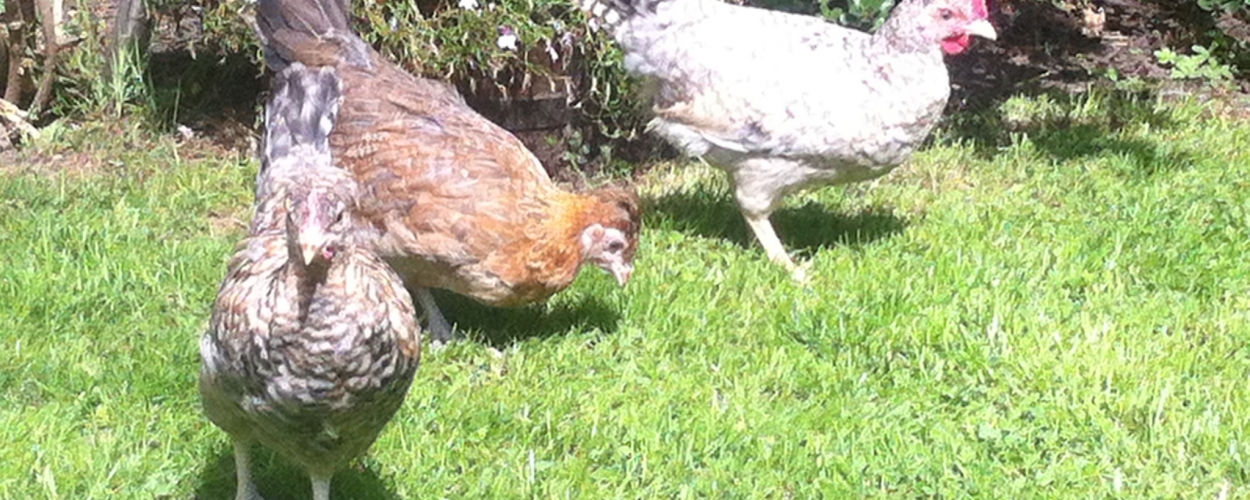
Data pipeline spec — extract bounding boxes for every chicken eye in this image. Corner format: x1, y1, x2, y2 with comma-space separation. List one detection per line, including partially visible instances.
938, 8, 954, 20
607, 241, 626, 253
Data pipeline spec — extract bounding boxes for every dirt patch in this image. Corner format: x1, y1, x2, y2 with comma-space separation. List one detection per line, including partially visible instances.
0, 149, 115, 178
948, 0, 1244, 112
0, 116, 253, 180
0, 119, 149, 178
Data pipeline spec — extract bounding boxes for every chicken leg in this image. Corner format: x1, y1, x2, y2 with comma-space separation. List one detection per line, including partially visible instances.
415, 287, 455, 343
742, 211, 807, 282
230, 438, 264, 500
310, 473, 332, 500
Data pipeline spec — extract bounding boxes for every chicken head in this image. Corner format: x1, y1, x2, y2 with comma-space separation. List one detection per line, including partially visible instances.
922, 0, 997, 54
580, 187, 641, 286
284, 182, 356, 266
582, 224, 635, 286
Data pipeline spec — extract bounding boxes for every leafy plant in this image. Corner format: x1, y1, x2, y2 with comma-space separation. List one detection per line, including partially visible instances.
51, 4, 158, 121
1198, 0, 1250, 13
1153, 44, 1235, 85
818, 0, 894, 30
1191, 0, 1250, 74
749, 0, 895, 30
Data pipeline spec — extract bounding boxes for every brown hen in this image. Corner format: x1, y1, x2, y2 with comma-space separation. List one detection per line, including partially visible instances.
199, 64, 421, 500
255, 0, 642, 341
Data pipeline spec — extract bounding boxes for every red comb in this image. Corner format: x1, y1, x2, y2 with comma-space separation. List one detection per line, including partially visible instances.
972, 0, 988, 19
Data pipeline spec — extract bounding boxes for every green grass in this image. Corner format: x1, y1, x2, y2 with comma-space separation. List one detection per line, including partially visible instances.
1, 92, 1247, 499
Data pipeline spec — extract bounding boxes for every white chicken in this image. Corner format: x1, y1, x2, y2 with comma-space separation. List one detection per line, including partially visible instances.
582, 0, 996, 279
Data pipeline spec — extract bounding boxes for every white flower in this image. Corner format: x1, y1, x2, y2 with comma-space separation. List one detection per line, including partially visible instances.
496, 27, 518, 51
458, 0, 478, 10
496, 34, 518, 50
544, 39, 559, 62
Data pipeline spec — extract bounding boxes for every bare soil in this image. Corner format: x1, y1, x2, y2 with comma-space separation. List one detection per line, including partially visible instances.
950, 0, 1250, 110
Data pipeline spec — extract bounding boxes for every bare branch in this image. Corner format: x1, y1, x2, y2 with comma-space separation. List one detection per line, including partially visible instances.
29, 0, 58, 115
2, 0, 25, 105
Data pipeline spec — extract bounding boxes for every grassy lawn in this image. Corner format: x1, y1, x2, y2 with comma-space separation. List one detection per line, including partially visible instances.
0, 91, 1247, 499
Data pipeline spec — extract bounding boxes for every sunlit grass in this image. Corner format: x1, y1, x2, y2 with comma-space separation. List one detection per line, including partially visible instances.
0, 92, 1246, 499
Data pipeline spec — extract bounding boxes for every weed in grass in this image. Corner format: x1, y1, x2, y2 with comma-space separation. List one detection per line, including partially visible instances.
52, 6, 159, 124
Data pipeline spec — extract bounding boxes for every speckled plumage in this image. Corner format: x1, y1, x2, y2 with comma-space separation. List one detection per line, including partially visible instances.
199, 64, 420, 500
198, 227, 421, 473
255, 0, 641, 341
582, 0, 995, 279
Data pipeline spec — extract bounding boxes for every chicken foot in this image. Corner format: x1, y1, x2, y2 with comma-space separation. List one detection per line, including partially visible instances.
310, 472, 331, 500
414, 287, 455, 343
742, 211, 808, 282
230, 438, 265, 500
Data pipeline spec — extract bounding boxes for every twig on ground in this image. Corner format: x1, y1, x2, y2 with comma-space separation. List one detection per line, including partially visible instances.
0, 97, 39, 140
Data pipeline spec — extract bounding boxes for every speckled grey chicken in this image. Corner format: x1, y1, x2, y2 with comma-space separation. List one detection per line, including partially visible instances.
199, 63, 421, 500
581, 0, 996, 279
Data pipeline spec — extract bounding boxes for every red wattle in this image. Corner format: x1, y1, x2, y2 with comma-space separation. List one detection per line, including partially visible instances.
941, 34, 970, 55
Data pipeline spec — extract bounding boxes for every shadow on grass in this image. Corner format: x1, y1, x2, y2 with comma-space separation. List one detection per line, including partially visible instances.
195, 444, 401, 500
647, 190, 908, 259
429, 290, 621, 348
1031, 123, 1193, 179
940, 81, 1195, 180
937, 0, 1207, 179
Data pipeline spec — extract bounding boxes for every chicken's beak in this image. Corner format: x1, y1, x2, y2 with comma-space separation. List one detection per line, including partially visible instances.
612, 262, 634, 287
299, 243, 321, 266
298, 227, 329, 266
966, 19, 997, 40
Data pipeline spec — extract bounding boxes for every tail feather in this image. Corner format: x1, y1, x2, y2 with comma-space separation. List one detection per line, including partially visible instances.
579, 0, 670, 31
258, 63, 342, 198
255, 0, 370, 72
